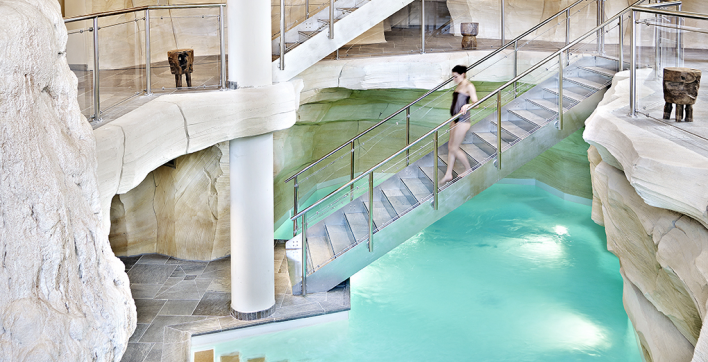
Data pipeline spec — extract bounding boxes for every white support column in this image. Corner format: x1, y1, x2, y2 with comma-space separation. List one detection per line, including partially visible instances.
227, 0, 276, 320
229, 134, 276, 319
227, 0, 272, 88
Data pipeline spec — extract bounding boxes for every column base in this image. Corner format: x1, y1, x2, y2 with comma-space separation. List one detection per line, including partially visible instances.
231, 303, 276, 321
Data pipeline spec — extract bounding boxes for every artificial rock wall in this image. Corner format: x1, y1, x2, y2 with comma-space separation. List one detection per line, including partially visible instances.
0, 0, 135, 360
585, 71, 708, 361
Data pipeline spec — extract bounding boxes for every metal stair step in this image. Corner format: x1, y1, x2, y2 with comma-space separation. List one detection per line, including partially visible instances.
363, 200, 396, 229
344, 212, 370, 242
579, 66, 616, 78
325, 224, 355, 255
419, 165, 449, 185
401, 177, 432, 202
381, 188, 416, 216
492, 120, 530, 139
438, 149, 469, 176
528, 98, 568, 114
566, 76, 606, 90
507, 109, 548, 126
543, 87, 586, 103
306, 235, 333, 269
298, 30, 319, 39
337, 7, 358, 13
474, 131, 509, 150
459, 143, 492, 164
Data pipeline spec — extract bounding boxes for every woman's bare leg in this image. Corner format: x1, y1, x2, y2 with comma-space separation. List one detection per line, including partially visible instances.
440, 124, 458, 184
450, 122, 471, 171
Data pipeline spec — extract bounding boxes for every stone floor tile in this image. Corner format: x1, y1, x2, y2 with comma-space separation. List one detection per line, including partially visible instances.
179, 262, 208, 276
271, 302, 324, 321
184, 275, 197, 281
135, 254, 171, 265
195, 279, 212, 297
119, 342, 154, 362
128, 323, 150, 343
206, 277, 230, 293
201, 257, 230, 275
130, 284, 163, 299
119, 255, 142, 271
139, 315, 207, 343
169, 267, 186, 278
127, 264, 177, 284
155, 280, 203, 301
158, 300, 199, 316
142, 343, 162, 362
193, 292, 231, 316
135, 299, 167, 324
279, 294, 321, 308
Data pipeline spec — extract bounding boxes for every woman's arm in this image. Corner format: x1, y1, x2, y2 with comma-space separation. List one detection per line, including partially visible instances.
460, 82, 478, 113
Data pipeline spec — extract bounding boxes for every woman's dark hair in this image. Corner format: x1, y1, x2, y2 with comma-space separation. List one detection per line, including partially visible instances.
452, 65, 467, 75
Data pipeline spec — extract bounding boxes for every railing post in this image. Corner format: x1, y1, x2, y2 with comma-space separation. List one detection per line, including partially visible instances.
630, 9, 637, 117
496, 92, 502, 170
619, 14, 624, 72
421, 0, 425, 53
280, 0, 285, 70
350, 141, 355, 201
433, 131, 439, 210
301, 214, 307, 296
306, 0, 310, 19
677, 4, 683, 67
329, 0, 334, 40
368, 173, 374, 252
565, 8, 570, 65
145, 10, 152, 95
654, 10, 660, 79
405, 107, 410, 166
513, 40, 518, 98
597, 0, 604, 54
219, 5, 226, 90
293, 176, 299, 237
92, 16, 100, 121
559, 52, 564, 131
500, 0, 505, 46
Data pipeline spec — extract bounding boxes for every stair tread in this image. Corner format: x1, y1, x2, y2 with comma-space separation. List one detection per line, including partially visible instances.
401, 177, 432, 202
363, 200, 396, 229
566, 77, 606, 90
325, 224, 355, 255
543, 87, 586, 103
419, 165, 449, 185
507, 109, 548, 126
381, 188, 417, 216
438, 149, 469, 176
344, 212, 370, 242
475, 131, 509, 149
459, 143, 493, 164
492, 120, 530, 138
306, 235, 333, 269
528, 98, 568, 113
580, 66, 616, 78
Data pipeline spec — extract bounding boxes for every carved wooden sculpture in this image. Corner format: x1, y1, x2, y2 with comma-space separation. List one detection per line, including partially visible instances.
167, 49, 194, 88
663, 67, 701, 122
461, 23, 479, 50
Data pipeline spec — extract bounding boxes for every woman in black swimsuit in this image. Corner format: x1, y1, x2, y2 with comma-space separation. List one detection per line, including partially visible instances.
440, 65, 478, 185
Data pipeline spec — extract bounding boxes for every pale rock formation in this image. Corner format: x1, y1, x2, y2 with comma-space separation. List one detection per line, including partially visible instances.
0, 0, 135, 360
94, 81, 301, 241
110, 142, 230, 261
585, 63, 708, 360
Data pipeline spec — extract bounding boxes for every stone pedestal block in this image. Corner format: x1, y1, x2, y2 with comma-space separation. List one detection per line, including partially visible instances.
663, 67, 701, 122
461, 22, 478, 50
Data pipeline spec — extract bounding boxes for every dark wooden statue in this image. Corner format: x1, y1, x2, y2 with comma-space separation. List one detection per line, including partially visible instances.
663, 67, 701, 122
461, 23, 479, 50
167, 49, 194, 88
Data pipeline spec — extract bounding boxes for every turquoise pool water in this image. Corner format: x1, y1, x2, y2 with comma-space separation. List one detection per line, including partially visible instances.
214, 183, 641, 361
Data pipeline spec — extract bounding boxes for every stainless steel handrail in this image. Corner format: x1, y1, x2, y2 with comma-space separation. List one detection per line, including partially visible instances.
64, 3, 227, 121
284, 0, 587, 184
292, 0, 654, 221
63, 4, 225, 23
630, 5, 699, 117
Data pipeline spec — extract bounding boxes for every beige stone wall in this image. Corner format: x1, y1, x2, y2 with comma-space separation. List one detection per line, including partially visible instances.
110, 142, 230, 261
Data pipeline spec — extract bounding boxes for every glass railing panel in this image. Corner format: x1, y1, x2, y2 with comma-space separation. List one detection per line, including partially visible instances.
146, 8, 222, 93
635, 10, 703, 121
66, 19, 95, 120
96, 13, 145, 119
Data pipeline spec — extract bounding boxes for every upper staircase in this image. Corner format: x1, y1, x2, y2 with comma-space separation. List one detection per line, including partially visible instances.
272, 0, 414, 82
284, 0, 644, 295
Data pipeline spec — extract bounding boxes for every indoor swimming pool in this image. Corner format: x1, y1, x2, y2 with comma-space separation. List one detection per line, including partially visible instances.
208, 183, 642, 361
